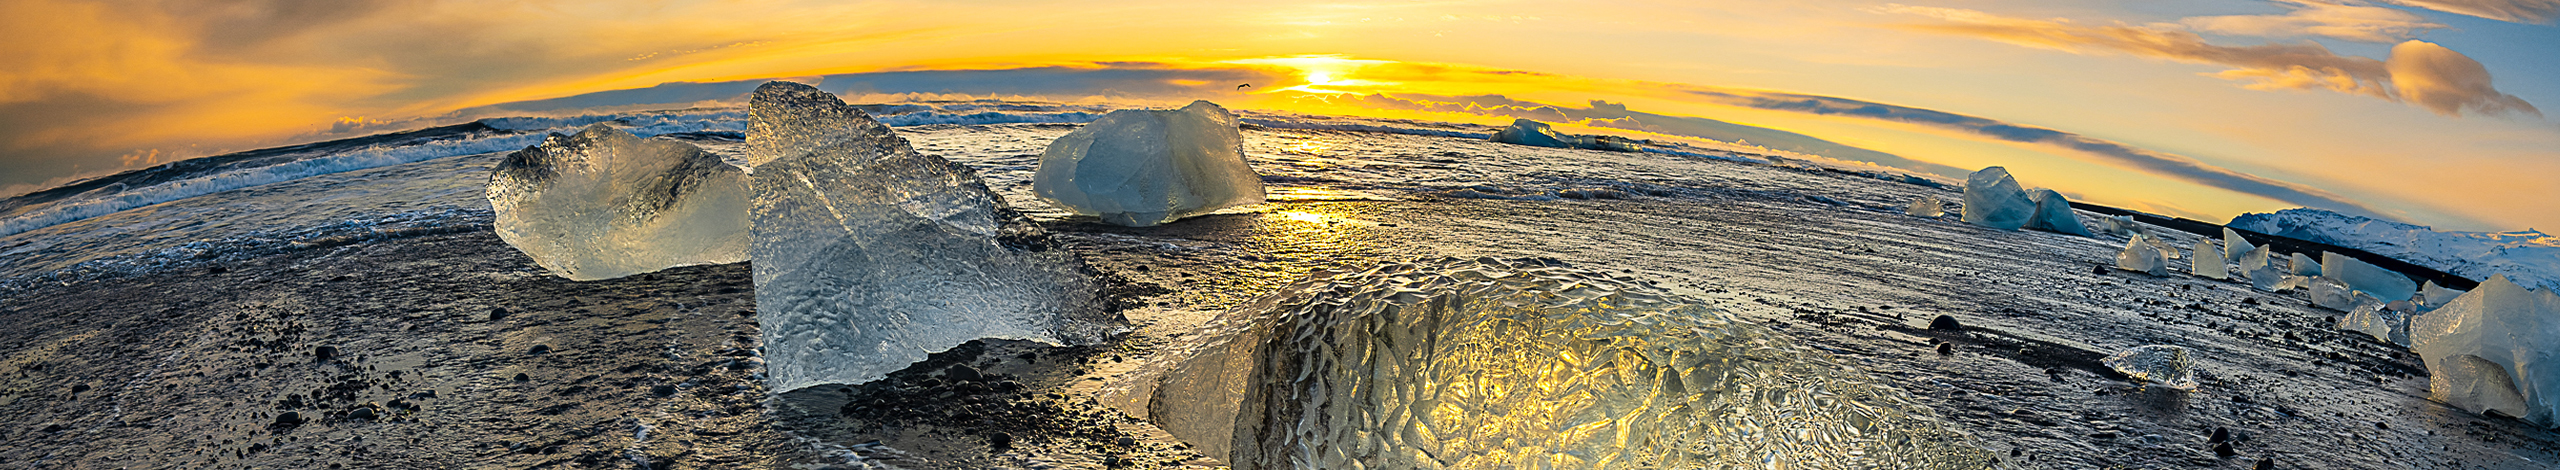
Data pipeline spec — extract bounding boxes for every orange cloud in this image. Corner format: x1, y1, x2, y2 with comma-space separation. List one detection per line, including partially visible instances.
2180, 0, 2444, 43
1879, 4, 2540, 118
2377, 0, 2560, 23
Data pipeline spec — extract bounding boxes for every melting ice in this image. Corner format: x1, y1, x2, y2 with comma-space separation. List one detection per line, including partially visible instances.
1033, 100, 1266, 227
486, 124, 749, 281
2411, 275, 2560, 427
1109, 258, 1994, 470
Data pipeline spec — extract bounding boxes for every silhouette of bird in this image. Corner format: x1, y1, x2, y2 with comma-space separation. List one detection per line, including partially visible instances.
1237, 83, 1253, 90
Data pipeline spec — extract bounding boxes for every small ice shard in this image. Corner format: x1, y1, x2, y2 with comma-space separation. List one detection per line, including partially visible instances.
1487, 119, 1645, 152
2117, 233, 2169, 275
2194, 242, 2229, 280
2421, 281, 2470, 309
2410, 275, 2560, 426
2241, 246, 2281, 290
2023, 188, 2093, 236
2323, 251, 2418, 303
1961, 166, 2034, 230
2289, 252, 2324, 277
2098, 215, 2139, 237
745, 81, 1115, 392
1110, 258, 1995, 469
2103, 345, 2199, 391
2150, 235, 2183, 260
1906, 194, 1944, 217
2275, 275, 2313, 292
1033, 100, 1266, 227
486, 124, 750, 281
2310, 277, 2360, 310
2224, 227, 2256, 262
2336, 302, 2412, 346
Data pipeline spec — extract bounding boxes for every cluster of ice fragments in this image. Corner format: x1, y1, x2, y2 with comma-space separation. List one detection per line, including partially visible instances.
2410, 275, 2560, 426
1107, 258, 1993, 469
2103, 345, 2199, 391
1958, 167, 2088, 235
1033, 100, 1266, 227
746, 82, 1115, 391
2116, 233, 2170, 275
488, 82, 1117, 392
1488, 119, 1645, 152
1905, 194, 1944, 217
487, 124, 750, 281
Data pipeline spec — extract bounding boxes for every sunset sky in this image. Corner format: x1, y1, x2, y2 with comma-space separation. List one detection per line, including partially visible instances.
3, 0, 2554, 232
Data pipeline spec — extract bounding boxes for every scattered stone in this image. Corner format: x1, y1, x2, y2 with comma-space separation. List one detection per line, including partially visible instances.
528, 344, 551, 355
987, 431, 1014, 450
946, 365, 983, 382
69, 383, 88, 394
2209, 427, 2229, 444
273, 411, 305, 428
1935, 342, 1954, 356
348, 405, 378, 421
1929, 314, 1963, 331
314, 346, 338, 362
512, 372, 531, 382
2255, 457, 2275, 469
2214, 440, 2237, 458
39, 423, 61, 433
489, 308, 510, 321
651, 384, 678, 397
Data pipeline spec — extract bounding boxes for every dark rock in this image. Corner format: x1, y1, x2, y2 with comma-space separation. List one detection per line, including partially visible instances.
2209, 427, 2229, 444
2375, 421, 2388, 429
348, 405, 378, 421
1935, 342, 1954, 356
2092, 265, 2108, 275
946, 365, 983, 382
2255, 457, 2275, 470
1115, 437, 1136, 447
2214, 440, 2237, 458
529, 345, 551, 355
69, 383, 88, 394
986, 431, 1013, 449
207, 266, 228, 274
489, 308, 509, 321
273, 411, 305, 428
651, 385, 678, 397
39, 423, 62, 433
314, 346, 338, 362
1929, 315, 1963, 331
513, 372, 531, 382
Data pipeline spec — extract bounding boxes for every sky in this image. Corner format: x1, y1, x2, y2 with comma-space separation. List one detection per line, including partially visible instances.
1, 0, 2554, 232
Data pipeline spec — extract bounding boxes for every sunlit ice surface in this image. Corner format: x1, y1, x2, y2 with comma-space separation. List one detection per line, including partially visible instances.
1108, 257, 1994, 469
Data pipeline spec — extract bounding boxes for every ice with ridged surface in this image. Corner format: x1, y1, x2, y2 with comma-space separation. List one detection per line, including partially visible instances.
2225, 227, 2256, 262
2024, 188, 2093, 236
2104, 345, 2199, 391
1961, 166, 2033, 230
2194, 242, 2229, 280
486, 124, 749, 281
2324, 251, 2417, 302
1034, 100, 1265, 227
1106, 258, 1993, 470
1906, 194, 1944, 217
746, 81, 1114, 392
2410, 275, 2560, 426
2290, 252, 2323, 276
2117, 233, 2168, 275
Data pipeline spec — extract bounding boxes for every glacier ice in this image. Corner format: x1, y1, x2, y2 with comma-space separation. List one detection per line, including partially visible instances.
2421, 281, 2470, 309
2311, 277, 2360, 310
1488, 119, 1645, 152
2336, 302, 2412, 346
1960, 167, 2034, 231
1906, 194, 1944, 217
2117, 234, 2168, 275
745, 81, 1115, 392
2323, 251, 2417, 303
2224, 227, 2255, 262
1109, 258, 1993, 469
2098, 215, 2139, 237
1033, 100, 1267, 227
2232, 207, 2560, 292
2023, 188, 2093, 236
2289, 252, 2323, 277
2103, 345, 2199, 391
2194, 242, 2229, 280
2410, 275, 2560, 426
486, 124, 750, 281
2275, 275, 2313, 292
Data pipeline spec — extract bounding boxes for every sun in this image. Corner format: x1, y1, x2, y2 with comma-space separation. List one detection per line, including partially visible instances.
1305, 71, 1339, 86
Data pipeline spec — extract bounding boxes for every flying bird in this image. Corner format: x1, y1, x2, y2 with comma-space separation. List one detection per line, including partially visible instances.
1237, 83, 1253, 90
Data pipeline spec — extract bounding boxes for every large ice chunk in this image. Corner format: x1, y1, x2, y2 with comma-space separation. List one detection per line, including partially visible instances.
2410, 275, 2560, 426
2337, 302, 2413, 346
2324, 251, 2418, 302
1960, 166, 2034, 230
2023, 188, 2093, 236
1108, 258, 1993, 469
2224, 227, 2256, 262
746, 81, 1115, 392
1488, 119, 1645, 152
2194, 242, 2229, 280
2290, 252, 2324, 276
2117, 233, 2168, 275
486, 124, 749, 281
2421, 281, 2470, 310
2103, 345, 2199, 391
1034, 100, 1266, 227
1906, 194, 1944, 217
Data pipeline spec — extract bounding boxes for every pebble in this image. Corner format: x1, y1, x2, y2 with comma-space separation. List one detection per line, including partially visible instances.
314, 346, 338, 362
2214, 440, 2237, 458
39, 422, 61, 433
1929, 315, 1963, 331
947, 365, 983, 382
274, 411, 305, 427
529, 345, 551, 355
489, 308, 509, 321
2209, 427, 2229, 444
512, 373, 530, 382
69, 383, 88, 394
2255, 457, 2275, 469
651, 385, 678, 397
986, 431, 1013, 449
1935, 342, 1954, 355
